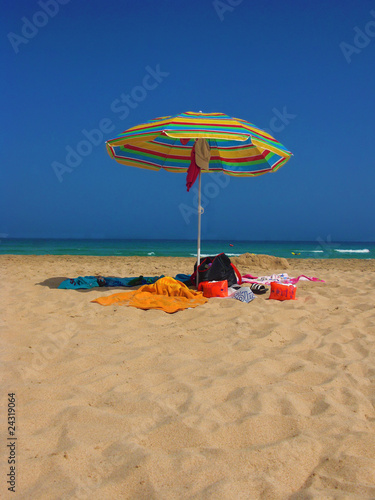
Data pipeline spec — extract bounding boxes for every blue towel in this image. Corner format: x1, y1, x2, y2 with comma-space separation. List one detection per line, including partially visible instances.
101, 276, 163, 287
58, 274, 191, 290
58, 276, 100, 289
174, 273, 192, 285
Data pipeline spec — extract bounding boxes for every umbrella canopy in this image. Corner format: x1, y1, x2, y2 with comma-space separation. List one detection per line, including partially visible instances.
106, 111, 293, 286
106, 111, 292, 176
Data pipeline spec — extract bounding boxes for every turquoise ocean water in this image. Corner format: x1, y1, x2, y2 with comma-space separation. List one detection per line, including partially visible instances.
0, 239, 374, 259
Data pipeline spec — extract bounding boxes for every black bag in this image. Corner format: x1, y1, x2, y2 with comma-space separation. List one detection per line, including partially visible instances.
191, 253, 241, 287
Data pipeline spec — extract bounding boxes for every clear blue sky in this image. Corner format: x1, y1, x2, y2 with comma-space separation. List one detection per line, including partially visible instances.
2, 0, 375, 242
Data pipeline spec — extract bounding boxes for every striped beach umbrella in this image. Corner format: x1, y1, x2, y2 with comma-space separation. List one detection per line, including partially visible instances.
106, 111, 292, 282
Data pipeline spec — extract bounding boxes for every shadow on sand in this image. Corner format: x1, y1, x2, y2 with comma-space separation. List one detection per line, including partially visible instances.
37, 277, 69, 289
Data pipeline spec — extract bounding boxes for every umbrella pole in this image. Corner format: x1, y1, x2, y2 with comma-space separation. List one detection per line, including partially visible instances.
196, 170, 202, 289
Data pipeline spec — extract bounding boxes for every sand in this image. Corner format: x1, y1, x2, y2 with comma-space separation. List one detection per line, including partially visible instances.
1, 254, 375, 499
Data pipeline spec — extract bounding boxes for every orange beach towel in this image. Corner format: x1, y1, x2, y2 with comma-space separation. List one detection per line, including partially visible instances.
92, 276, 207, 313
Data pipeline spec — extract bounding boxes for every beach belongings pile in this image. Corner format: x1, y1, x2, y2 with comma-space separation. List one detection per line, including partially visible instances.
92, 277, 207, 313
58, 260, 324, 311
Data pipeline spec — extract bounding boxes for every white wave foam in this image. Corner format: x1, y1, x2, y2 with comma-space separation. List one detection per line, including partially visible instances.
334, 248, 370, 254
147, 251, 156, 255
296, 250, 324, 253
190, 252, 241, 257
